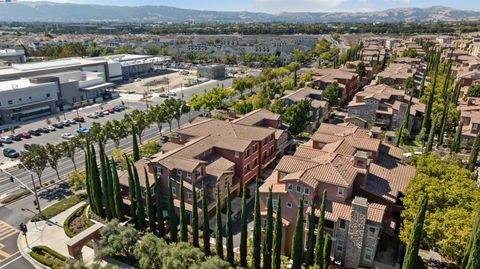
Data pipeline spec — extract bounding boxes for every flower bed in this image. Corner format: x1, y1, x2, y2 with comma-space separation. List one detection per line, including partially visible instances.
64, 204, 92, 238
29, 246, 66, 269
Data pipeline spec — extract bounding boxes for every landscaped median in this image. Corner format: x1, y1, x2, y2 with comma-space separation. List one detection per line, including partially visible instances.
31, 193, 87, 222
63, 203, 93, 238
29, 245, 67, 269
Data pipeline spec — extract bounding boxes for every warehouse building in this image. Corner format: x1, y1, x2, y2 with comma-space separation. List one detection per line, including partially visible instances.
197, 64, 226, 80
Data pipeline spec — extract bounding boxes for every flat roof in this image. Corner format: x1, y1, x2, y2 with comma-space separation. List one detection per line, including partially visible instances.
0, 78, 53, 92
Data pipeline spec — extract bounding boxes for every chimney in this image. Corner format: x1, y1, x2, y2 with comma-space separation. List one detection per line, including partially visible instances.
369, 126, 382, 139
385, 131, 396, 145
345, 196, 368, 269
353, 151, 369, 169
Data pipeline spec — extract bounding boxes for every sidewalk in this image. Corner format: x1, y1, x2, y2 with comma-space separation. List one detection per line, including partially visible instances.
18, 202, 95, 267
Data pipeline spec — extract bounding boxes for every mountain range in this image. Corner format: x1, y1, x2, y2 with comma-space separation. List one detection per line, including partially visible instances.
0, 2, 479, 23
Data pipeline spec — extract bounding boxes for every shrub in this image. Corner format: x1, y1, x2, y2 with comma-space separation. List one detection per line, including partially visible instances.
67, 171, 86, 191
31, 193, 87, 222
30, 245, 66, 269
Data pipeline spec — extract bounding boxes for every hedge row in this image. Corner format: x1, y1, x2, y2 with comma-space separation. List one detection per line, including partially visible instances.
63, 205, 86, 238
29, 246, 66, 269
31, 193, 87, 222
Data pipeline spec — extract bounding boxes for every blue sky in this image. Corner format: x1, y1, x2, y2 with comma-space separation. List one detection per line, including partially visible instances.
26, 0, 479, 13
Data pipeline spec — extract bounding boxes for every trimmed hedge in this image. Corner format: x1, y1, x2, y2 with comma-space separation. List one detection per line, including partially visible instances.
63, 205, 85, 238
29, 245, 66, 269
31, 193, 87, 222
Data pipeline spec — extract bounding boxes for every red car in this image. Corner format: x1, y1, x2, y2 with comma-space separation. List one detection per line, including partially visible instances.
106, 108, 114, 114
20, 132, 31, 139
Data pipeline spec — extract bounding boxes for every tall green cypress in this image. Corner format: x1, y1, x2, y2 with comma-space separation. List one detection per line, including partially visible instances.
84, 147, 94, 212
226, 184, 234, 265
124, 154, 136, 225
168, 177, 178, 242
179, 177, 188, 242
462, 208, 480, 268
132, 163, 145, 230
452, 120, 463, 153
154, 170, 165, 238
272, 195, 282, 269
468, 131, 480, 171
291, 195, 305, 269
422, 53, 440, 137
305, 201, 316, 268
396, 96, 413, 147
99, 144, 111, 220
215, 185, 224, 259
252, 181, 261, 269
418, 70, 426, 98
322, 233, 332, 269
438, 95, 450, 145
105, 154, 116, 221
240, 184, 248, 267
110, 157, 124, 221
144, 168, 156, 233
202, 185, 211, 255
132, 125, 140, 162
192, 183, 199, 248
90, 145, 105, 218
263, 187, 274, 269
425, 117, 437, 154
402, 194, 428, 269
315, 191, 327, 267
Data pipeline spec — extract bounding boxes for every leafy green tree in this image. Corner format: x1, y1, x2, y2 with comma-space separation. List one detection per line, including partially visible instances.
59, 139, 79, 171
160, 242, 205, 269
104, 119, 128, 148
402, 48, 418, 58
20, 144, 48, 186
283, 98, 312, 136
322, 233, 332, 269
147, 105, 168, 135
179, 177, 188, 242
104, 152, 116, 221
323, 81, 342, 107
202, 185, 211, 255
272, 196, 282, 269
164, 97, 190, 129
305, 201, 316, 267
315, 191, 327, 267
425, 117, 437, 154
192, 184, 199, 247
468, 131, 480, 171
270, 99, 287, 115
99, 144, 112, 220
134, 233, 167, 269
396, 96, 412, 147
252, 181, 262, 269
291, 195, 305, 269
263, 187, 274, 269
192, 256, 231, 269
89, 145, 105, 218
403, 195, 428, 269
400, 154, 480, 261
189, 87, 236, 111
240, 185, 248, 267
97, 220, 139, 260
128, 110, 151, 144
462, 208, 480, 268
154, 171, 165, 238
144, 168, 156, 233
232, 76, 254, 97
116, 46, 135, 54
67, 171, 86, 191
168, 177, 178, 242
467, 84, 480, 98
356, 62, 366, 77
421, 55, 439, 138
215, 186, 223, 259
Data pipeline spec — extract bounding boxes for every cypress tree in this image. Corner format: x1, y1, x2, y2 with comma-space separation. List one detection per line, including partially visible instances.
144, 168, 156, 233
263, 187, 274, 269
438, 95, 450, 145
291, 195, 305, 269
452, 82, 462, 106
168, 177, 178, 242
452, 120, 463, 153
124, 154, 137, 225
105, 154, 116, 221
99, 144, 111, 220
322, 233, 332, 269
396, 96, 413, 147
84, 147, 94, 212
425, 117, 437, 154
315, 191, 327, 267
215, 185, 224, 259
132, 163, 145, 230
252, 181, 261, 269
422, 53, 440, 138
192, 183, 199, 248
90, 145, 105, 218
418, 70, 426, 98
154, 170, 165, 238
305, 201, 316, 268
110, 158, 124, 221
226, 184, 234, 265
402, 195, 428, 269
272, 196, 282, 269
202, 185, 211, 255
462, 208, 480, 268
468, 131, 480, 171
132, 125, 140, 162
240, 184, 248, 267
179, 177, 188, 242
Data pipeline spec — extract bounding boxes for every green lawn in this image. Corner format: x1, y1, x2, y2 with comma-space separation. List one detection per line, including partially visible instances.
31, 193, 87, 222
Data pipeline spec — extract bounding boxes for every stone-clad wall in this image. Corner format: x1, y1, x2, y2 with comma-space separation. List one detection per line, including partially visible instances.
345, 197, 368, 268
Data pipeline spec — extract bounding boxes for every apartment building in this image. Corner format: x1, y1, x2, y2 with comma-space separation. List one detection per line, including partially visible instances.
280, 87, 329, 130
119, 110, 287, 222
259, 123, 415, 268
346, 84, 425, 132
460, 97, 480, 145
377, 63, 418, 87
312, 68, 359, 103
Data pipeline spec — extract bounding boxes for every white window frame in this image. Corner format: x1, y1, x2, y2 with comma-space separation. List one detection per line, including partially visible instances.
368, 226, 377, 238
186, 172, 192, 179
337, 187, 345, 197
364, 247, 374, 262
172, 187, 177, 197
235, 152, 240, 158
286, 202, 292, 208
187, 192, 192, 201
296, 185, 302, 193
156, 166, 163, 175
287, 183, 293, 191
336, 239, 344, 252
304, 187, 310, 195
177, 170, 182, 177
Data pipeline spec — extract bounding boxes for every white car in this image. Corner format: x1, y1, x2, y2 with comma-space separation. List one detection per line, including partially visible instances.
0, 136, 13, 144
102, 110, 110, 116
61, 133, 75, 140
47, 125, 56, 131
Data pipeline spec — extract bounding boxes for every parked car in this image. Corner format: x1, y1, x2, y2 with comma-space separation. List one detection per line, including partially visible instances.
134, 78, 142, 82
0, 136, 13, 144
62, 120, 71, 126
39, 127, 50, 133
67, 119, 77, 125
87, 113, 98, 119
117, 105, 126, 110
159, 93, 169, 98
3, 148, 19, 158
106, 108, 114, 114
47, 125, 56, 132
9, 134, 22, 141
102, 110, 109, 116
20, 132, 31, 139
73, 116, 85, 122
76, 127, 89, 134
61, 133, 75, 140
113, 106, 123, 112
53, 122, 64, 129
95, 111, 104, 117
24, 143, 38, 151
28, 129, 41, 136
167, 92, 177, 96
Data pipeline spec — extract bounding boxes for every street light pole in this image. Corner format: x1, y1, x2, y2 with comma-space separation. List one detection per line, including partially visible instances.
2, 168, 41, 215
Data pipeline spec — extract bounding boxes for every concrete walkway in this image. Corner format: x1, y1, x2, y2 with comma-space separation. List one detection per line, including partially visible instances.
18, 202, 95, 267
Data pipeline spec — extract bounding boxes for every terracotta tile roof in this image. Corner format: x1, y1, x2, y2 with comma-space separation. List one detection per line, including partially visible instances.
377, 63, 415, 80
160, 142, 182, 152
312, 68, 358, 82
231, 108, 280, 126
309, 200, 386, 224
280, 87, 328, 109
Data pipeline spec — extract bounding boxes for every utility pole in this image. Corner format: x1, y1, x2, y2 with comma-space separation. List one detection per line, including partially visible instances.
2, 167, 41, 215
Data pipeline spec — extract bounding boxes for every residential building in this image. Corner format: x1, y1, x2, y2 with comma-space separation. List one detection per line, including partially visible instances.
346, 84, 424, 132
460, 97, 480, 144
259, 123, 415, 267
312, 68, 359, 103
377, 63, 418, 87
280, 87, 329, 130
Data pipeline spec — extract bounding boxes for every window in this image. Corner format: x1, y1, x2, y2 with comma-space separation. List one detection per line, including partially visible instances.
339, 219, 346, 230
253, 144, 258, 152
337, 187, 345, 197
245, 149, 250, 158
364, 111, 369, 115
287, 183, 293, 191
272, 198, 278, 210
304, 187, 310, 195
186, 172, 192, 179
244, 164, 249, 174
235, 152, 240, 158
304, 199, 309, 206
8, 100, 12, 105
254, 158, 258, 166
296, 185, 302, 193
286, 202, 292, 208
368, 226, 377, 238
18, 98, 22, 102
156, 166, 163, 175
172, 187, 177, 197
187, 192, 192, 201
364, 247, 374, 262
46, 93, 50, 97
29, 96, 32, 99
177, 170, 182, 177
336, 239, 344, 252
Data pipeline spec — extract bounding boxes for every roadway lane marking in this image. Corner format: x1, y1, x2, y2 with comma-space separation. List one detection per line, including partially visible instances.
0, 252, 22, 269
0, 221, 17, 242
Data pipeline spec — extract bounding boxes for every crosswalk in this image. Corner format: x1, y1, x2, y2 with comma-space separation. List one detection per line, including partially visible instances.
0, 221, 18, 262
